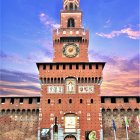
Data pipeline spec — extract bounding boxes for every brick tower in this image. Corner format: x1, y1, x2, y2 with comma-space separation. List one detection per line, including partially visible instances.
37, 0, 105, 140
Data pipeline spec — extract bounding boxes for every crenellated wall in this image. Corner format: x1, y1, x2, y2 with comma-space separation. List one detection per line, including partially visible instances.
0, 96, 139, 140
101, 96, 140, 140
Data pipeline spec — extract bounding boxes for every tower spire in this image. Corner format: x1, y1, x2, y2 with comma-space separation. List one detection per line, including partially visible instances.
63, 0, 80, 10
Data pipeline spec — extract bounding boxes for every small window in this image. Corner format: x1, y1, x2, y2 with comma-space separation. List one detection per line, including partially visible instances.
69, 64, 72, 70
20, 98, 24, 103
67, 18, 75, 27
101, 97, 105, 103
124, 97, 129, 103
76, 64, 79, 69
69, 99, 72, 104
37, 97, 40, 103
43, 65, 46, 70
136, 97, 140, 103
63, 64, 66, 70
90, 99, 93, 104
48, 99, 51, 104
10, 98, 14, 104
29, 98, 33, 104
96, 64, 98, 69
89, 64, 92, 69
82, 64, 85, 69
50, 65, 52, 70
111, 98, 116, 103
69, 3, 73, 10
1, 98, 5, 103
58, 99, 61, 104
56, 65, 59, 70
80, 99, 83, 104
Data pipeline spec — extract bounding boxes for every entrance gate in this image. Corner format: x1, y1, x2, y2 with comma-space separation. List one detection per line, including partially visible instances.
64, 135, 76, 140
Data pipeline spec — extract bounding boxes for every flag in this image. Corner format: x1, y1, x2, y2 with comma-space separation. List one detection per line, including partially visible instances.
112, 120, 116, 131
124, 116, 129, 129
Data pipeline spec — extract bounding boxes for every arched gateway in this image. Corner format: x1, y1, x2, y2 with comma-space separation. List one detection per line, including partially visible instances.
64, 135, 76, 140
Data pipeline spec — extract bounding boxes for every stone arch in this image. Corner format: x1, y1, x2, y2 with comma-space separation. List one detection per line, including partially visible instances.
64, 134, 77, 140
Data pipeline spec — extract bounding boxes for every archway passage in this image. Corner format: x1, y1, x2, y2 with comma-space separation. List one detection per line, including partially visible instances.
64, 135, 76, 140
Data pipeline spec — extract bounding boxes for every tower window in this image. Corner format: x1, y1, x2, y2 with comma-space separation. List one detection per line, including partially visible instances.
90, 99, 93, 104
58, 99, 61, 104
124, 97, 129, 103
69, 64, 72, 69
29, 98, 33, 104
20, 98, 24, 103
111, 97, 116, 103
65, 5, 68, 10
96, 64, 98, 69
69, 99, 72, 104
10, 98, 14, 104
48, 99, 51, 104
76, 64, 79, 69
67, 18, 75, 27
63, 64, 66, 70
37, 97, 40, 103
80, 99, 83, 104
101, 97, 105, 103
1, 98, 5, 103
69, 3, 73, 10
56, 64, 59, 70
136, 97, 140, 103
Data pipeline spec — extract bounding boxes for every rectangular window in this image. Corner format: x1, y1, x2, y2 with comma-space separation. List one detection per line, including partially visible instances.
76, 64, 79, 69
136, 97, 140, 103
20, 98, 24, 103
29, 98, 33, 104
1, 98, 5, 104
63, 64, 66, 70
37, 97, 40, 103
82, 64, 85, 69
124, 97, 129, 103
10, 98, 14, 104
96, 64, 98, 69
69, 64, 72, 70
111, 97, 116, 103
89, 64, 92, 69
43, 65, 46, 70
56, 64, 59, 70
50, 65, 52, 70
101, 97, 105, 103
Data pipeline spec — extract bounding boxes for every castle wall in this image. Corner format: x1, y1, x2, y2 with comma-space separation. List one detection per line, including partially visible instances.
101, 97, 140, 140
0, 97, 40, 140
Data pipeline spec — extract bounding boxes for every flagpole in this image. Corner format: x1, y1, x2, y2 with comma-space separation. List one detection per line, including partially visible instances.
124, 116, 129, 140
125, 125, 129, 140
113, 129, 116, 140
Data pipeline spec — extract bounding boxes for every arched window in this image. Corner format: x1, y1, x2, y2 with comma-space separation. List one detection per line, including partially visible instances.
67, 18, 75, 27
65, 5, 68, 10
48, 99, 51, 104
58, 99, 61, 104
75, 5, 77, 10
69, 3, 73, 10
90, 99, 93, 104
80, 99, 83, 104
69, 99, 72, 104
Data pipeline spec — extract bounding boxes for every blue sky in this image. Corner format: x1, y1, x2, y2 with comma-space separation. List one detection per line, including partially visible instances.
0, 0, 139, 96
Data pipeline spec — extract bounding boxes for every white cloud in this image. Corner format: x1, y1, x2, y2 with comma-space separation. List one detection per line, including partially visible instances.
39, 13, 60, 30
96, 27, 140, 40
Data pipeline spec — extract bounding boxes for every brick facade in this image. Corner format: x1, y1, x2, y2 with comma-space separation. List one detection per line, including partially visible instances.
0, 0, 139, 140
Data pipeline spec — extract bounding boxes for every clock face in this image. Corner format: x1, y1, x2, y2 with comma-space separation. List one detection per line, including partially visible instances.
63, 43, 79, 58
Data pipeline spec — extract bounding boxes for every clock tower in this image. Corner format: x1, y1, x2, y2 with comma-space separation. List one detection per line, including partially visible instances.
37, 0, 105, 140
53, 0, 89, 62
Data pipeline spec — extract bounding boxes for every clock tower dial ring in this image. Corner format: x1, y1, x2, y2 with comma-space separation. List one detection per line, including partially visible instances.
63, 43, 79, 58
